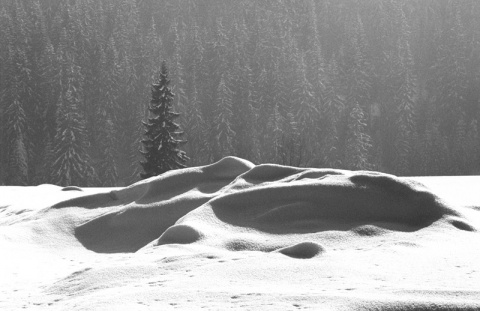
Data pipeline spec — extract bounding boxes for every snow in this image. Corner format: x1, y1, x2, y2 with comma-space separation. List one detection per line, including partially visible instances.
1, 157, 480, 310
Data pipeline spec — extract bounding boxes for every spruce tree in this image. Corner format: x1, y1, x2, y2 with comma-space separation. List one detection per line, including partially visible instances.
50, 42, 95, 187
140, 61, 188, 179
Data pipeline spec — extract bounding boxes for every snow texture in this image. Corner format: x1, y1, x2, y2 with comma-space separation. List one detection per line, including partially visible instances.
1, 157, 480, 310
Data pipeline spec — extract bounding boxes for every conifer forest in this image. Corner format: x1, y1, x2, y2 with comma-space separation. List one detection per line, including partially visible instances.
1, 0, 480, 186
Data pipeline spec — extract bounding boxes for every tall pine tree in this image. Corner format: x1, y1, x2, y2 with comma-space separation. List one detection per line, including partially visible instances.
140, 60, 189, 179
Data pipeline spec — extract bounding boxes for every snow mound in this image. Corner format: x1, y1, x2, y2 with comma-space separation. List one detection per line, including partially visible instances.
57, 158, 465, 254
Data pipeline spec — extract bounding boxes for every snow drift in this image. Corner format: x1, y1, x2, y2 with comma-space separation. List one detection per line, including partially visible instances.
1, 157, 480, 310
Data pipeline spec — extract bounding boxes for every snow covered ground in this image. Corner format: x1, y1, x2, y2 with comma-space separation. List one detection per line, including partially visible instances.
1, 157, 479, 310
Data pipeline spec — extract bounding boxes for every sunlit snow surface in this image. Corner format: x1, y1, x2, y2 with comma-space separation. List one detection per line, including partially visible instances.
1, 157, 480, 310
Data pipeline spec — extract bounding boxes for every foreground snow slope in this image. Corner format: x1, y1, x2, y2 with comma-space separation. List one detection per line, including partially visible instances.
1, 157, 480, 310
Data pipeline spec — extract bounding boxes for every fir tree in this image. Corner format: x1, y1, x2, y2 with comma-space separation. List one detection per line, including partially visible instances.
452, 114, 467, 174
5, 99, 28, 185
99, 118, 118, 186
392, 36, 417, 175
293, 51, 320, 166
183, 68, 206, 166
345, 102, 372, 170
213, 74, 235, 161
50, 43, 95, 187
322, 56, 345, 168
140, 60, 189, 179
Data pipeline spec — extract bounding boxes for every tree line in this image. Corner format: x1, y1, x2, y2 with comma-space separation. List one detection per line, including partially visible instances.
1, 0, 480, 186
